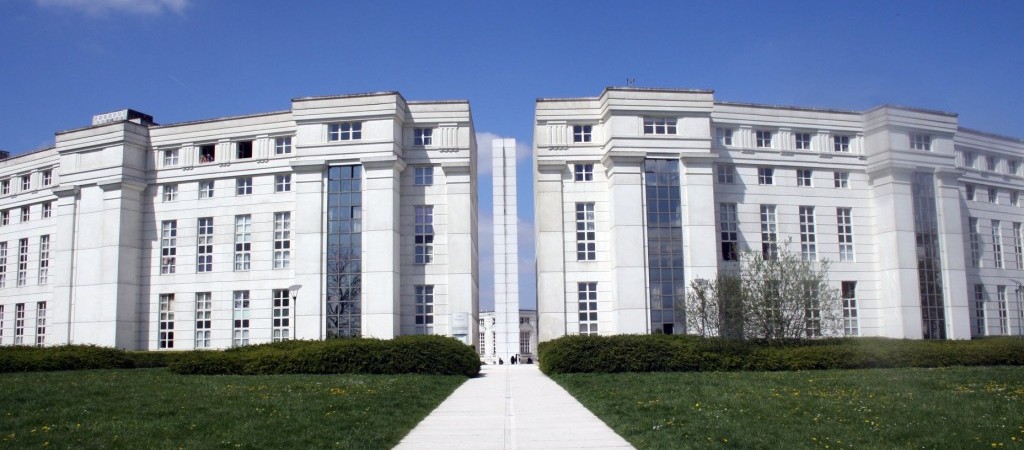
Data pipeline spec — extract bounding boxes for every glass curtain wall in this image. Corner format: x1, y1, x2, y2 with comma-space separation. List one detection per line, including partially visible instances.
644, 159, 685, 334
911, 172, 946, 339
326, 165, 363, 338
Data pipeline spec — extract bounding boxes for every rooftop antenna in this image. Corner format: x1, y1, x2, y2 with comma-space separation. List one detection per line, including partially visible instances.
626, 77, 636, 87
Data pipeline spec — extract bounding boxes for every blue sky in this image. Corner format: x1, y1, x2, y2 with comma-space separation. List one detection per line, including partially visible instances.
2, 0, 1023, 310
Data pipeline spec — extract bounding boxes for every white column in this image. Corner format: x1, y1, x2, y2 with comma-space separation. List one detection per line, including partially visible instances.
361, 156, 404, 338
603, 154, 648, 335
535, 160, 567, 342
290, 160, 325, 340
870, 167, 923, 338
443, 161, 477, 346
936, 169, 971, 339
681, 157, 718, 287
493, 138, 519, 361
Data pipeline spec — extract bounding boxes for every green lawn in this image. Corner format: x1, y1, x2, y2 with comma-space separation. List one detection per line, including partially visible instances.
552, 367, 1024, 449
0, 368, 464, 449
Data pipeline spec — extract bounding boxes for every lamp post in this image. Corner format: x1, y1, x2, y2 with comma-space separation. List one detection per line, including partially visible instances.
288, 284, 302, 340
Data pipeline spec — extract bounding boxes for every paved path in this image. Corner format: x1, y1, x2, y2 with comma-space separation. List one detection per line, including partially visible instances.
394, 364, 635, 450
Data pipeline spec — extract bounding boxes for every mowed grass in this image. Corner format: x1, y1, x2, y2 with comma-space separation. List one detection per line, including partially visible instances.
0, 368, 464, 449
552, 367, 1024, 449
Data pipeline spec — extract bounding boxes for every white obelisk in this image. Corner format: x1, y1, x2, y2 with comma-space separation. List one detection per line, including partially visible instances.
493, 138, 520, 363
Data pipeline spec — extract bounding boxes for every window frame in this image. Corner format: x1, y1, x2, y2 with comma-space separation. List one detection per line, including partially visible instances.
275, 174, 292, 193
236, 177, 253, 196
757, 167, 774, 185
274, 136, 293, 155
575, 202, 596, 261
795, 132, 812, 150
573, 164, 594, 182
796, 169, 813, 187
328, 122, 363, 141
643, 117, 677, 135
414, 128, 434, 146
414, 205, 435, 264
572, 125, 593, 143
414, 166, 434, 186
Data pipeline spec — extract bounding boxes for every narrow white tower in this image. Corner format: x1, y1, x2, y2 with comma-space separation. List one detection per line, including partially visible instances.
493, 138, 520, 363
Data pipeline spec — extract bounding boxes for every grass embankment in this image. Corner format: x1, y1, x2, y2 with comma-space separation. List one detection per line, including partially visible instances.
553, 367, 1024, 449
0, 368, 464, 449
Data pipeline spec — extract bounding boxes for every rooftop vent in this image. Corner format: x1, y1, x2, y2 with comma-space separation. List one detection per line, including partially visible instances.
0, 150, 8, 160
91, 109, 155, 126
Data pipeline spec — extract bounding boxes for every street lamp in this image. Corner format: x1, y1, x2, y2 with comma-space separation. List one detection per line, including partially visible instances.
288, 284, 302, 340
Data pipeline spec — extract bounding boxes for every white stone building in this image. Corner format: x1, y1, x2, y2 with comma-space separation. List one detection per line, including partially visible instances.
534, 87, 1024, 342
0, 92, 479, 350
479, 309, 537, 363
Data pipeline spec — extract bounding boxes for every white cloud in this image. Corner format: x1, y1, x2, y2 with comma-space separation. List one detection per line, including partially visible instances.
35, 0, 188, 15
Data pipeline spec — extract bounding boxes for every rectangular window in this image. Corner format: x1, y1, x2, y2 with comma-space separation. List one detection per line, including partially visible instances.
758, 167, 774, 185
0, 241, 6, 288
232, 291, 250, 347
833, 172, 850, 188
969, 217, 982, 267
575, 202, 596, 261
199, 180, 214, 199
720, 203, 738, 261
17, 238, 28, 286
992, 220, 1004, 269
910, 134, 932, 151
1015, 222, 1024, 270
1, 210, 8, 226
966, 184, 976, 201
234, 215, 252, 271
756, 130, 773, 148
842, 281, 858, 336
520, 331, 531, 355
716, 164, 735, 184
804, 283, 821, 337
34, 301, 46, 346
643, 117, 676, 135
987, 155, 998, 172
162, 184, 178, 202
965, 151, 977, 169
163, 149, 179, 166
195, 292, 212, 348
833, 135, 851, 152
21, 175, 30, 191
578, 282, 598, 335
235, 177, 252, 196
273, 212, 291, 269
0, 305, 4, 341
414, 166, 434, 185
1013, 191, 1021, 207
973, 284, 986, 337
158, 294, 174, 349
20, 206, 29, 223
37, 235, 49, 285
1, 179, 8, 195
42, 170, 52, 186
990, 187, 999, 204
328, 122, 362, 141
574, 164, 594, 182
236, 140, 253, 159
414, 128, 433, 146
837, 208, 854, 262
573, 125, 593, 143
274, 136, 292, 155
997, 286, 1009, 335
796, 169, 812, 187
275, 174, 292, 192
415, 206, 435, 264
160, 220, 176, 274
795, 133, 811, 150
14, 303, 25, 345
415, 285, 434, 334
197, 217, 213, 273
1011, 159, 1021, 176
799, 206, 817, 261
199, 144, 215, 163
716, 127, 733, 146
760, 205, 778, 260
272, 289, 291, 342
42, 202, 52, 219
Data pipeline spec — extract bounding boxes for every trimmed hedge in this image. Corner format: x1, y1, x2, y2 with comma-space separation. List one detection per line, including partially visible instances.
0, 345, 135, 372
538, 335, 1024, 374
168, 335, 481, 377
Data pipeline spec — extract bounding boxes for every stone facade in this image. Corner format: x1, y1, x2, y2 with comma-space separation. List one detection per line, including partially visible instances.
479, 309, 537, 363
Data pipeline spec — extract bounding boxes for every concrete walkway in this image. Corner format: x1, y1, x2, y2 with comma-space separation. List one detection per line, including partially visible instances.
394, 364, 634, 450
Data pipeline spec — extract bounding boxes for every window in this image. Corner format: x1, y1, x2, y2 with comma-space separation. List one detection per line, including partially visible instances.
1, 210, 8, 226
973, 285, 986, 337
232, 291, 250, 347
274, 136, 292, 155
965, 151, 977, 169
997, 286, 1009, 335
195, 293, 212, 348
1015, 223, 1024, 270
235, 177, 252, 195
414, 166, 434, 186
199, 180, 214, 199
17, 238, 28, 287
160, 220, 177, 274
575, 202, 596, 261
1011, 159, 1021, 176
804, 283, 821, 337
234, 215, 252, 271
273, 289, 291, 342
716, 164, 735, 184
795, 133, 811, 150
716, 127, 733, 146
986, 155, 998, 172
273, 212, 291, 269
20, 206, 29, 223
42, 170, 52, 186
415, 206, 434, 264
236, 140, 253, 159
760, 205, 778, 260
275, 174, 292, 192
520, 331, 531, 355
199, 144, 216, 163
573, 125, 592, 143
842, 282, 858, 336
578, 282, 598, 335
328, 122, 362, 141
966, 184, 976, 201
992, 220, 1004, 269
162, 184, 178, 202
1, 179, 8, 195
643, 117, 676, 135
0, 305, 3, 341
415, 285, 434, 334
757, 167, 774, 185
720, 203, 738, 261
796, 169, 812, 187
42, 202, 51, 219
910, 134, 931, 151
34, 301, 46, 346
14, 303, 25, 345
414, 128, 433, 146
755, 130, 773, 148
37, 235, 49, 285
1013, 191, 1021, 207
574, 164, 594, 182
989, 187, 999, 204
163, 149, 179, 166
833, 172, 850, 189
197, 217, 213, 273
799, 206, 816, 261
833, 135, 851, 152
21, 175, 30, 191
158, 294, 174, 349
837, 208, 854, 262
969, 217, 982, 267
0, 242, 6, 288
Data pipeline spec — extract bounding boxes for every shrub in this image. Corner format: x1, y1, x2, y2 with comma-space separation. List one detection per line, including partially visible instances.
538, 334, 1024, 374
0, 345, 134, 373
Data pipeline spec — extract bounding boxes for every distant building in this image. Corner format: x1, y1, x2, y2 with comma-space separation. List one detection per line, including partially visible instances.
479, 309, 537, 363
535, 87, 1024, 342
